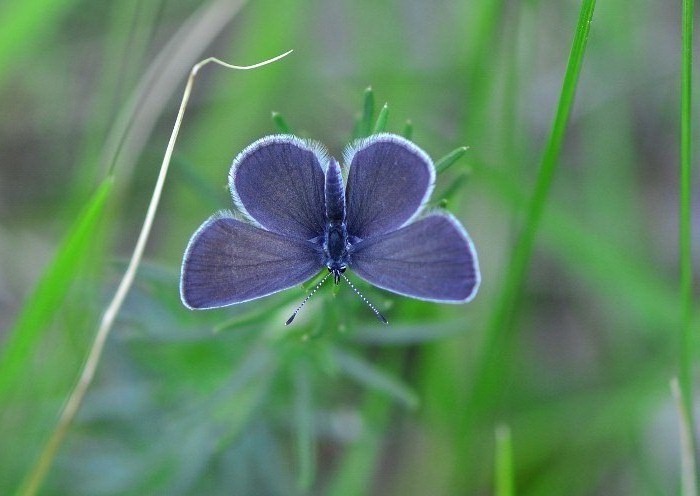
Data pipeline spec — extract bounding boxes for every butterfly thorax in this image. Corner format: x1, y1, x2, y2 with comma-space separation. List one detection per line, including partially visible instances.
323, 222, 349, 283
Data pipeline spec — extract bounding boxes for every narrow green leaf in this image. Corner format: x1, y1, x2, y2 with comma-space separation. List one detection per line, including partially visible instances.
475, 163, 700, 334
0, 178, 113, 401
679, 0, 697, 484
495, 425, 514, 496
271, 111, 292, 134
435, 146, 469, 174
359, 86, 374, 138
331, 347, 419, 409
467, 0, 597, 423
372, 103, 389, 133
402, 120, 413, 139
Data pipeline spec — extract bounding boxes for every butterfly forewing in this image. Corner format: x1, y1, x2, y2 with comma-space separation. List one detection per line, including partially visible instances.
181, 215, 324, 309
230, 135, 327, 240
344, 134, 435, 239
349, 213, 480, 302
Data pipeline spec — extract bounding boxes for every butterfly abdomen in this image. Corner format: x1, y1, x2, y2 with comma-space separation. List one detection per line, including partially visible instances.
325, 157, 345, 224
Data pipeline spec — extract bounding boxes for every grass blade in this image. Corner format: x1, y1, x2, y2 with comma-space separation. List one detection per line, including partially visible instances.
358, 86, 374, 138
271, 111, 292, 134
475, 162, 700, 335
0, 177, 113, 401
373, 103, 389, 133
435, 146, 469, 174
678, 0, 696, 467
402, 120, 413, 139
463, 0, 597, 464
495, 425, 514, 496
442, 0, 595, 484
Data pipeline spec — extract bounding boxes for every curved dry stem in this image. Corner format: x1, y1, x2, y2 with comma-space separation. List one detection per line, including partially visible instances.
18, 49, 293, 496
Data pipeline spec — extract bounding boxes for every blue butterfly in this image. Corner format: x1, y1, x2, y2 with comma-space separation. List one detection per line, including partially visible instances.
180, 133, 480, 323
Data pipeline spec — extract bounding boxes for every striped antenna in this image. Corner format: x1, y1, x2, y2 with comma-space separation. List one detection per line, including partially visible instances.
285, 272, 332, 325
341, 273, 388, 324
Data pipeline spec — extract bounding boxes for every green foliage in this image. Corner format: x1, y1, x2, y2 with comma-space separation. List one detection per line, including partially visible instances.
435, 146, 469, 174
271, 111, 292, 134
495, 425, 514, 496
465, 0, 597, 449
357, 86, 375, 139
0, 178, 112, 401
372, 103, 389, 134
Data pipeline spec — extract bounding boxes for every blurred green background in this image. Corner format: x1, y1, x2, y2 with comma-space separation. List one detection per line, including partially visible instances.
0, 0, 697, 494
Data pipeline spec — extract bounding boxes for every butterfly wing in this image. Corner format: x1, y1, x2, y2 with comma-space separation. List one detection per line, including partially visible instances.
349, 213, 480, 302
230, 135, 328, 240
181, 214, 324, 309
344, 134, 435, 239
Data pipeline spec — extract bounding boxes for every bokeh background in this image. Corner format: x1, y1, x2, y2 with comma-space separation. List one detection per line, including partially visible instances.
0, 0, 697, 494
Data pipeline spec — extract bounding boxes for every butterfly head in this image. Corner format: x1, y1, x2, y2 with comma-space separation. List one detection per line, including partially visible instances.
329, 265, 347, 284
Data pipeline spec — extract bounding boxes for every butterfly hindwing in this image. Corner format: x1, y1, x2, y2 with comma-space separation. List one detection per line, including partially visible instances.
349, 213, 480, 303
180, 214, 323, 309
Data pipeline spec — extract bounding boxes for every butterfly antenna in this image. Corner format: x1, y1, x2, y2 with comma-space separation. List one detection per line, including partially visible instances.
340, 273, 388, 324
286, 272, 332, 325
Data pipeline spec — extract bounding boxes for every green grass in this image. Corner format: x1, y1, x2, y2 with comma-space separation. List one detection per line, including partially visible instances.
0, 178, 112, 402
0, 0, 697, 494
495, 425, 514, 496
462, 0, 597, 456
679, 0, 696, 490
679, 0, 695, 424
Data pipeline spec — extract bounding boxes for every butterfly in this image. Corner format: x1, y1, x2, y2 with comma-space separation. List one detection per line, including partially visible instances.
180, 133, 480, 324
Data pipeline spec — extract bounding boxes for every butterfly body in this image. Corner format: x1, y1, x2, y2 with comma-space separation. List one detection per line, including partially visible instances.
323, 157, 350, 283
180, 133, 480, 316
